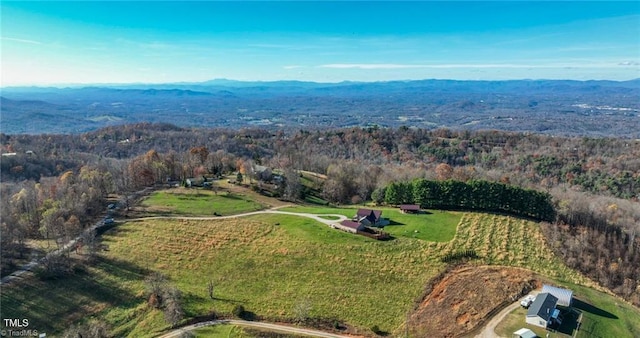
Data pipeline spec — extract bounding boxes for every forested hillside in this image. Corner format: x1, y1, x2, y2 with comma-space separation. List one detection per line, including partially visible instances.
1, 124, 639, 305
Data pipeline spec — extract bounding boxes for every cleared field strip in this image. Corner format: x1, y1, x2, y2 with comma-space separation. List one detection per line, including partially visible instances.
441, 213, 596, 287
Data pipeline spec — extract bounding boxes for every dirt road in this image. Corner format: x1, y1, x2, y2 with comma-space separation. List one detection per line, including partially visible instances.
157, 319, 354, 338
125, 208, 349, 226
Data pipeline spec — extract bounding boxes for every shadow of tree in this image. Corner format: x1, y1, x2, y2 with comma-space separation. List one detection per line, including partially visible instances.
1, 256, 147, 334
385, 220, 406, 226
573, 298, 618, 319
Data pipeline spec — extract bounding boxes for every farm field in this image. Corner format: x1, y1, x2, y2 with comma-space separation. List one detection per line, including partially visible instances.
141, 189, 264, 216
100, 214, 443, 336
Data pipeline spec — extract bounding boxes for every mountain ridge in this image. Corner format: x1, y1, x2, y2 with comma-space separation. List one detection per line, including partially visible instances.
1, 79, 638, 136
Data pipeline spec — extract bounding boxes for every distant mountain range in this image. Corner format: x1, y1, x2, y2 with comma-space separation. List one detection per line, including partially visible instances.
2, 79, 639, 137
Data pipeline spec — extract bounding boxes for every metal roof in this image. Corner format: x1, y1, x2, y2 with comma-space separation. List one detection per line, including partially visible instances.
514, 328, 537, 338
542, 284, 573, 307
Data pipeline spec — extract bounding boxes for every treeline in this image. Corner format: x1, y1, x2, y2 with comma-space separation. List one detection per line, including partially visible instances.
376, 179, 555, 222
1, 123, 639, 305
0, 166, 116, 276
2, 124, 639, 199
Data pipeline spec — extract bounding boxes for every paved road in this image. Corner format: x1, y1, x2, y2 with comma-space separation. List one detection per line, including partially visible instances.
157, 319, 354, 338
475, 291, 540, 338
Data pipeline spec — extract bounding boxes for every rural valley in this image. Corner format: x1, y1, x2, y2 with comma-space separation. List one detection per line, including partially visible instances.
2, 1, 640, 337
1, 120, 639, 337
2, 79, 639, 137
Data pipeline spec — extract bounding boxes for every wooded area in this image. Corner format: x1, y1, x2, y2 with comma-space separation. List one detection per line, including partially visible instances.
1, 124, 639, 306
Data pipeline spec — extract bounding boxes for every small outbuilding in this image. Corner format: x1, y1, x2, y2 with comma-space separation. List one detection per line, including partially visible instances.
542, 284, 573, 307
526, 292, 558, 328
399, 204, 421, 213
513, 328, 537, 338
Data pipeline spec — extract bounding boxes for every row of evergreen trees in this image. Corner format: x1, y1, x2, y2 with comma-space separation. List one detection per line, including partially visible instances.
375, 179, 555, 222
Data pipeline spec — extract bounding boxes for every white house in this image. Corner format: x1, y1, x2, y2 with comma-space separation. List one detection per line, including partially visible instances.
526, 292, 558, 328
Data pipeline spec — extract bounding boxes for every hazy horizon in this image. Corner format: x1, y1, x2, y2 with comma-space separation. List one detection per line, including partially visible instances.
2, 1, 639, 86
3, 77, 640, 90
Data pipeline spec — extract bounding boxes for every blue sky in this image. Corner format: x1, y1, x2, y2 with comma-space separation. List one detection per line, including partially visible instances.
1, 1, 639, 85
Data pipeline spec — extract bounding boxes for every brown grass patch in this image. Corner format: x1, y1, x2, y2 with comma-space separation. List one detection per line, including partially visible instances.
408, 265, 537, 338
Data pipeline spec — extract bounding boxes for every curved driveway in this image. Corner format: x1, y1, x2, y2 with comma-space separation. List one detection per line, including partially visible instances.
126, 209, 349, 226
157, 319, 354, 338
474, 291, 540, 338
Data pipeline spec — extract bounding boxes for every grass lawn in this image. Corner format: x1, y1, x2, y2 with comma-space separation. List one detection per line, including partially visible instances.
141, 189, 264, 216
495, 283, 640, 338
495, 306, 568, 338
192, 324, 310, 338
303, 194, 329, 205
317, 215, 341, 220
192, 324, 245, 337
381, 209, 461, 242
281, 206, 461, 242
280, 206, 357, 218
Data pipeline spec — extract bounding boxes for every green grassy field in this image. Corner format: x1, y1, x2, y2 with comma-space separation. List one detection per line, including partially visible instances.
192, 324, 308, 338
495, 283, 640, 338
3, 196, 639, 337
281, 206, 461, 242
192, 324, 244, 337
1, 213, 443, 336
141, 190, 264, 216
111, 214, 443, 335
380, 209, 461, 242
280, 206, 357, 218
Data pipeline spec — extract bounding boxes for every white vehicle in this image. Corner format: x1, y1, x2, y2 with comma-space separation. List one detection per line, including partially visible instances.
520, 294, 536, 308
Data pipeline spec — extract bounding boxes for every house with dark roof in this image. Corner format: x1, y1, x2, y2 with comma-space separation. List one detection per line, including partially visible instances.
399, 204, 421, 213
354, 209, 387, 227
526, 292, 558, 328
542, 285, 573, 307
334, 220, 365, 233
